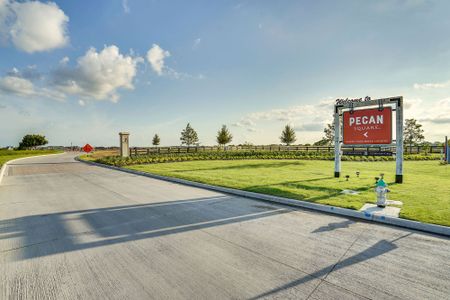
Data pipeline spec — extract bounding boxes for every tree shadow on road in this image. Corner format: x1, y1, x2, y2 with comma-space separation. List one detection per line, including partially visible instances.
0, 195, 289, 261
249, 234, 413, 299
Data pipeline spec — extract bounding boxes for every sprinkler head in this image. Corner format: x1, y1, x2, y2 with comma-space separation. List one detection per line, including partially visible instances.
356, 171, 360, 177
345, 175, 350, 181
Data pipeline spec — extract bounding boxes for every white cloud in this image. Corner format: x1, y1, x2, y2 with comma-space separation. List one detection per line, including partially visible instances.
122, 0, 130, 13
7, 65, 41, 80
232, 119, 255, 127
53, 45, 141, 102
59, 56, 69, 65
0, 0, 9, 44
1, 0, 69, 53
0, 74, 65, 100
0, 75, 35, 96
192, 38, 201, 49
146, 44, 170, 75
246, 104, 317, 122
416, 98, 450, 125
78, 99, 86, 106
413, 80, 450, 90
232, 98, 336, 140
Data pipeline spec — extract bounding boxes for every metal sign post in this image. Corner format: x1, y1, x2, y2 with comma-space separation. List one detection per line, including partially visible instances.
334, 107, 341, 178
445, 136, 449, 163
334, 96, 404, 183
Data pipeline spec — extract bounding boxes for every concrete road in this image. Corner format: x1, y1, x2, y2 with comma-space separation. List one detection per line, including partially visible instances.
0, 153, 449, 299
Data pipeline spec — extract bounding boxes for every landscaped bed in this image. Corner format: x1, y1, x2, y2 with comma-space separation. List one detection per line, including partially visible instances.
123, 159, 450, 227
86, 150, 441, 167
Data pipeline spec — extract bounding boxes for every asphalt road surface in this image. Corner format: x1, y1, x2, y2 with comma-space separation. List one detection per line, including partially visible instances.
1, 153, 449, 299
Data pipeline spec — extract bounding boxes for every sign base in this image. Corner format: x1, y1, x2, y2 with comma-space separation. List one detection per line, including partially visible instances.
395, 175, 403, 184
335, 172, 340, 178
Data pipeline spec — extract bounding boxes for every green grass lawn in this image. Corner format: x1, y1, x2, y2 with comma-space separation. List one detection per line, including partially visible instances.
127, 160, 450, 227
0, 149, 62, 167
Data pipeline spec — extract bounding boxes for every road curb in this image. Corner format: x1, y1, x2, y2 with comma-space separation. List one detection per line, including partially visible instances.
0, 152, 65, 186
76, 157, 450, 237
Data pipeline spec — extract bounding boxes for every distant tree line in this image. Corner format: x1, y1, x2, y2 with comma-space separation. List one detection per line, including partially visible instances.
150, 118, 436, 148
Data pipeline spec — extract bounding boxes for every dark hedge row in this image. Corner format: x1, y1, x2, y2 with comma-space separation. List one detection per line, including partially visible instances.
93, 151, 441, 167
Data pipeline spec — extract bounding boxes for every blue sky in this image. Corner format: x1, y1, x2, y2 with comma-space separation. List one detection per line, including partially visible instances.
1, 0, 450, 147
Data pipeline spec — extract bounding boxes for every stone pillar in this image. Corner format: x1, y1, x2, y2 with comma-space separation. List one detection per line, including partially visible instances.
119, 132, 130, 157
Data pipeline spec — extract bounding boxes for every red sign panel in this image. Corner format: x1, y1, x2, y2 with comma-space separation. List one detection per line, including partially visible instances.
343, 108, 392, 145
82, 144, 94, 153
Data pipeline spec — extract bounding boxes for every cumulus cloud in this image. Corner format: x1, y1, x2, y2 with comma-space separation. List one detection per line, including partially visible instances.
233, 119, 255, 127
0, 0, 9, 44
78, 99, 86, 106
294, 123, 324, 131
52, 45, 141, 102
244, 101, 332, 123
0, 74, 65, 100
122, 0, 130, 13
1, 0, 69, 53
416, 98, 450, 125
0, 75, 35, 96
232, 98, 336, 136
7, 65, 41, 80
59, 56, 69, 65
146, 44, 170, 75
192, 38, 201, 49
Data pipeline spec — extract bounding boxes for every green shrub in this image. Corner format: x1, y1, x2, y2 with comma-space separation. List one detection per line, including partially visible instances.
91, 150, 441, 167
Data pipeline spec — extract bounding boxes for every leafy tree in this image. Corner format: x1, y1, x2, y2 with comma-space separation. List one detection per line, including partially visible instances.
313, 138, 329, 146
152, 134, 160, 146
322, 123, 335, 145
18, 134, 48, 150
280, 124, 297, 145
216, 125, 233, 146
180, 123, 199, 146
403, 119, 424, 151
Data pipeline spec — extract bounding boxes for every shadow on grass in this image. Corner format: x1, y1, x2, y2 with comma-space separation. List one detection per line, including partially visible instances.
167, 160, 307, 173
244, 178, 379, 207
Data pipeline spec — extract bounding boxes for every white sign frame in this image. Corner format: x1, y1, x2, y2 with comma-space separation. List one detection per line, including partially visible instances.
334, 96, 404, 183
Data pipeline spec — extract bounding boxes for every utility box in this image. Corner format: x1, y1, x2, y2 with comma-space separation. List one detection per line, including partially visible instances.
119, 132, 130, 157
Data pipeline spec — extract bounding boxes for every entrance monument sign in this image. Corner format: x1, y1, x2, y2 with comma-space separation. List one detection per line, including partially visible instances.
334, 96, 404, 183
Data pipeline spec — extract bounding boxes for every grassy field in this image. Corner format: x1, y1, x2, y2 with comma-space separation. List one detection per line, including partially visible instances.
0, 149, 62, 167
127, 160, 450, 226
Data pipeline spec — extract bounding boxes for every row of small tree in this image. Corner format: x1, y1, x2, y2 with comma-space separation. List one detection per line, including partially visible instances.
150, 123, 298, 147
151, 123, 234, 147
150, 118, 429, 148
